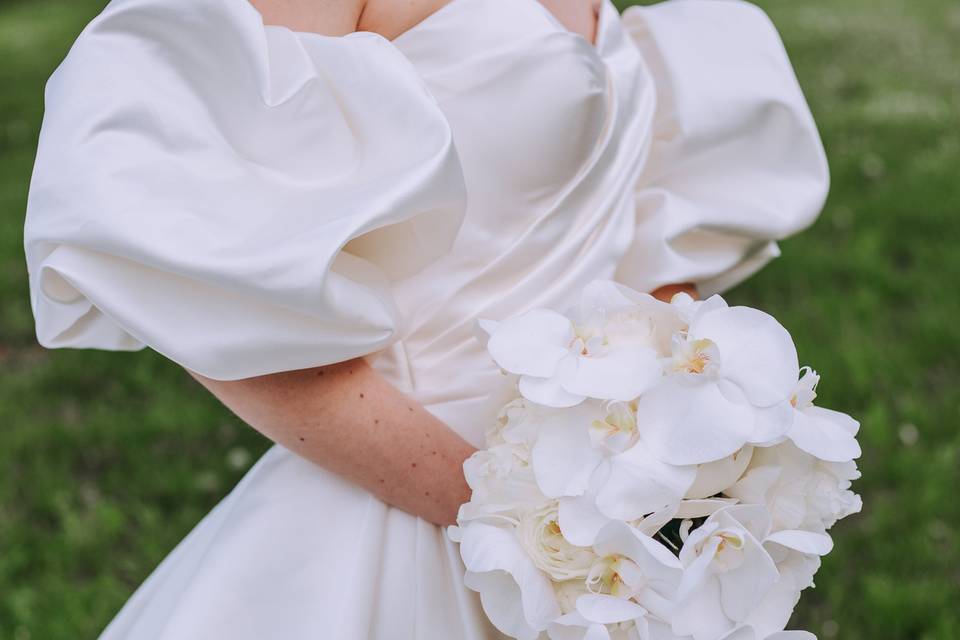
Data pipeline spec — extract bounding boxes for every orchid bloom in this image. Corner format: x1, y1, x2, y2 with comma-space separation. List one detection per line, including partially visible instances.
636, 298, 801, 466
672, 506, 832, 640
547, 520, 683, 640
482, 282, 675, 408
781, 368, 861, 462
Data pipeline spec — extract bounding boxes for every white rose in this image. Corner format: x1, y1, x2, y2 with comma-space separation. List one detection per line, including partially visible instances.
726, 442, 862, 533
518, 503, 598, 581
458, 442, 547, 523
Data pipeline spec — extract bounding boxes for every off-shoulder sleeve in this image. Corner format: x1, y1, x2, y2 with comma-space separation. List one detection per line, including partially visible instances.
615, 0, 829, 297
23, 0, 466, 380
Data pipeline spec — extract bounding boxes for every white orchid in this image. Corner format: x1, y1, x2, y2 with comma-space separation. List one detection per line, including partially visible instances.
672, 506, 832, 640
742, 539, 823, 638
491, 398, 696, 545
556, 454, 697, 548
482, 282, 672, 408
719, 627, 817, 640
780, 368, 861, 462
451, 520, 561, 639
636, 299, 801, 465
546, 520, 684, 640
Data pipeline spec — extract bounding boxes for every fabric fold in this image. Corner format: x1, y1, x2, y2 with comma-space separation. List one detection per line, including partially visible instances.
615, 0, 829, 296
24, 0, 466, 380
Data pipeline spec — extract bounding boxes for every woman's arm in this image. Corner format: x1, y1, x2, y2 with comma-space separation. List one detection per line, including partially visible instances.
189, 286, 692, 528
189, 360, 476, 526
188, 282, 693, 527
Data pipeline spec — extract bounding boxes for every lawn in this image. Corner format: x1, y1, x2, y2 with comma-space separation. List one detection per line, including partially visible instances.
1, 0, 958, 638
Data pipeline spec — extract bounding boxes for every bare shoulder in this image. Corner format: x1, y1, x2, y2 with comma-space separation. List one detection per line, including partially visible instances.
248, 0, 365, 36
248, 0, 456, 40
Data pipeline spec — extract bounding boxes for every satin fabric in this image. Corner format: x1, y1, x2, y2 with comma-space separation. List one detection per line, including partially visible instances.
23, 0, 829, 638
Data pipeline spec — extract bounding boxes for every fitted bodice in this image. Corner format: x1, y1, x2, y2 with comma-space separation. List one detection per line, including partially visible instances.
369, 0, 655, 442
24, 0, 829, 450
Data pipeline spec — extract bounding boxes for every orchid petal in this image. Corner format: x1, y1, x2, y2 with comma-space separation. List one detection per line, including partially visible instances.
558, 462, 613, 546
547, 612, 611, 640
807, 405, 860, 435
675, 498, 739, 520
765, 530, 833, 556
463, 570, 543, 640
715, 537, 779, 622
596, 443, 697, 520
788, 408, 861, 462
677, 533, 720, 602
593, 521, 683, 596
717, 627, 757, 640
750, 401, 794, 445
532, 404, 605, 497
459, 521, 561, 635
520, 372, 586, 408
576, 593, 648, 625
488, 309, 574, 377
692, 306, 799, 408
673, 574, 733, 640
559, 346, 663, 402
636, 379, 756, 465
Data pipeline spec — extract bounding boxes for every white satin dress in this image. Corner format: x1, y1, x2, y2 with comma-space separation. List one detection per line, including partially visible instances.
23, 0, 829, 637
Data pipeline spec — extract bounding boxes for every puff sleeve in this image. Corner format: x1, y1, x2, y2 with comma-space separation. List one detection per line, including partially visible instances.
23, 0, 466, 379
615, 0, 829, 296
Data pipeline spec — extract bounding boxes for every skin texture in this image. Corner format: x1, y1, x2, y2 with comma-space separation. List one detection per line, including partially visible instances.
189, 361, 477, 527
249, 0, 602, 43
200, 0, 697, 527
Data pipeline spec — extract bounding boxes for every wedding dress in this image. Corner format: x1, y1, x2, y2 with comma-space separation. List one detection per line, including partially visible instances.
23, 0, 829, 637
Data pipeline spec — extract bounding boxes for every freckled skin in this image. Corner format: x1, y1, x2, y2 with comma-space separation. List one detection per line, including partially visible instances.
189, 359, 476, 526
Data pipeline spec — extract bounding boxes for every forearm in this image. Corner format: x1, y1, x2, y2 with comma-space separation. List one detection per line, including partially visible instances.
187, 284, 692, 527
188, 359, 475, 526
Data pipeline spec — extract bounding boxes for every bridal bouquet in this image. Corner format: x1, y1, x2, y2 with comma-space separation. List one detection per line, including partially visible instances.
449, 281, 862, 640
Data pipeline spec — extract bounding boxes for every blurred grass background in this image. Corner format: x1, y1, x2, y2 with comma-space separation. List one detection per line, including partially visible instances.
1, 0, 958, 638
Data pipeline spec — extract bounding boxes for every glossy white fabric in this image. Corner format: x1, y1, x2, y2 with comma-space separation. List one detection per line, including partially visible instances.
23, 0, 829, 638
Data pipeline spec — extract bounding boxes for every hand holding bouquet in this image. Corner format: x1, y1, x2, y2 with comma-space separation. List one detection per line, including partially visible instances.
450, 281, 862, 640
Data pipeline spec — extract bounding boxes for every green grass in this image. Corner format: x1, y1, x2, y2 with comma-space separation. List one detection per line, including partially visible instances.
1, 0, 958, 638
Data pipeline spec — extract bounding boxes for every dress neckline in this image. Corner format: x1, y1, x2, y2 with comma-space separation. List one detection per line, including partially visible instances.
389, 0, 611, 54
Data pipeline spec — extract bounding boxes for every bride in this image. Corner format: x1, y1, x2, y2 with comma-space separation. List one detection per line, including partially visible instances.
23, 0, 828, 637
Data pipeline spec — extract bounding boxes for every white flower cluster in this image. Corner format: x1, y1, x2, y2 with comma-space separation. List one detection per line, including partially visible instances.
449, 281, 862, 640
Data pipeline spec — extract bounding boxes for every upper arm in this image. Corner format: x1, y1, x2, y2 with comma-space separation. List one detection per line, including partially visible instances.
248, 0, 365, 36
